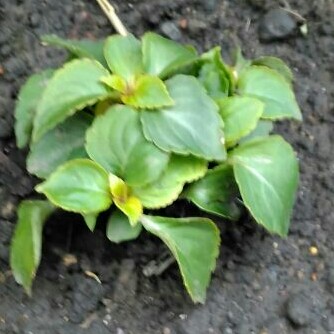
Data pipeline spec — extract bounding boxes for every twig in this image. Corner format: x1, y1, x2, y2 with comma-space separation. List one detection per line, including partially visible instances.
95, 0, 128, 36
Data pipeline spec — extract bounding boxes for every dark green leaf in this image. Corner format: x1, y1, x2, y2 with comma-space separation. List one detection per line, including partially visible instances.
33, 59, 110, 141
36, 159, 112, 214
14, 69, 54, 148
41, 34, 107, 67
229, 136, 299, 236
27, 113, 92, 179
86, 105, 169, 187
217, 96, 264, 145
141, 75, 226, 161
252, 56, 293, 83
133, 155, 207, 209
104, 34, 143, 80
10, 200, 54, 294
185, 164, 241, 220
142, 32, 197, 78
107, 210, 142, 243
141, 215, 220, 303
238, 66, 302, 120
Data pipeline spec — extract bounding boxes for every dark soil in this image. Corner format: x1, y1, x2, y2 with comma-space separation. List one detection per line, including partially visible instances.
1, 0, 333, 333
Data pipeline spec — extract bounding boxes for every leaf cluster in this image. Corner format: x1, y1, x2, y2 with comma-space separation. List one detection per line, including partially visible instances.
11, 33, 301, 302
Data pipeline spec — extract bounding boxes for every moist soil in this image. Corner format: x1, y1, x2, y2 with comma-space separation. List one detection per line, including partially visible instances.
0, 0, 333, 333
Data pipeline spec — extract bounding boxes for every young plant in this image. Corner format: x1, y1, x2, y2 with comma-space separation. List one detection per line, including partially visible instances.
11, 30, 301, 302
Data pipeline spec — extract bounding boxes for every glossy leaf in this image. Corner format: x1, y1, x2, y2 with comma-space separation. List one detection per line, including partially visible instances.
33, 59, 110, 141
122, 75, 174, 109
238, 66, 302, 120
14, 69, 54, 148
229, 136, 299, 236
252, 56, 293, 83
41, 34, 107, 67
217, 96, 264, 145
86, 105, 169, 187
185, 165, 241, 220
107, 210, 142, 243
27, 113, 91, 179
109, 174, 143, 226
141, 215, 220, 303
104, 34, 143, 80
141, 75, 226, 161
239, 120, 273, 144
36, 159, 112, 214
142, 32, 197, 78
10, 200, 54, 294
133, 155, 207, 209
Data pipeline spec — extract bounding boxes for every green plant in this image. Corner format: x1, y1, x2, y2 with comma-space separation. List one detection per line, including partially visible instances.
11, 29, 301, 302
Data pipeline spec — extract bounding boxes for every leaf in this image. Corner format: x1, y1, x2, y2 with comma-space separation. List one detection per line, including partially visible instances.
33, 59, 111, 141
141, 75, 226, 161
107, 210, 142, 243
200, 47, 234, 95
14, 69, 54, 148
229, 135, 299, 236
142, 32, 197, 78
185, 165, 241, 220
36, 159, 112, 214
238, 66, 302, 120
239, 120, 273, 144
109, 174, 143, 226
104, 34, 143, 81
27, 113, 92, 179
83, 213, 98, 232
232, 47, 251, 78
141, 215, 220, 303
86, 105, 169, 187
198, 62, 230, 100
252, 56, 293, 83
132, 155, 207, 209
121, 75, 174, 109
217, 96, 264, 145
10, 200, 55, 294
41, 34, 107, 67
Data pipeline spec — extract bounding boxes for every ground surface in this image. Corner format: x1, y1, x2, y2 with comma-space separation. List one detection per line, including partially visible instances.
0, 0, 333, 333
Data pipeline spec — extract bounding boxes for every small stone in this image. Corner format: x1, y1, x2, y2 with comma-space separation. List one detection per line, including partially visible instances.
286, 293, 312, 327
259, 9, 297, 42
202, 0, 218, 12
187, 19, 207, 34
160, 21, 182, 41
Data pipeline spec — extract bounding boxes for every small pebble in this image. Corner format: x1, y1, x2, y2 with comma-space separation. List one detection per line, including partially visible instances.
259, 8, 297, 42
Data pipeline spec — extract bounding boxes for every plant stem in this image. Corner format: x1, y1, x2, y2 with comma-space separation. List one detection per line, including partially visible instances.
95, 0, 128, 36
